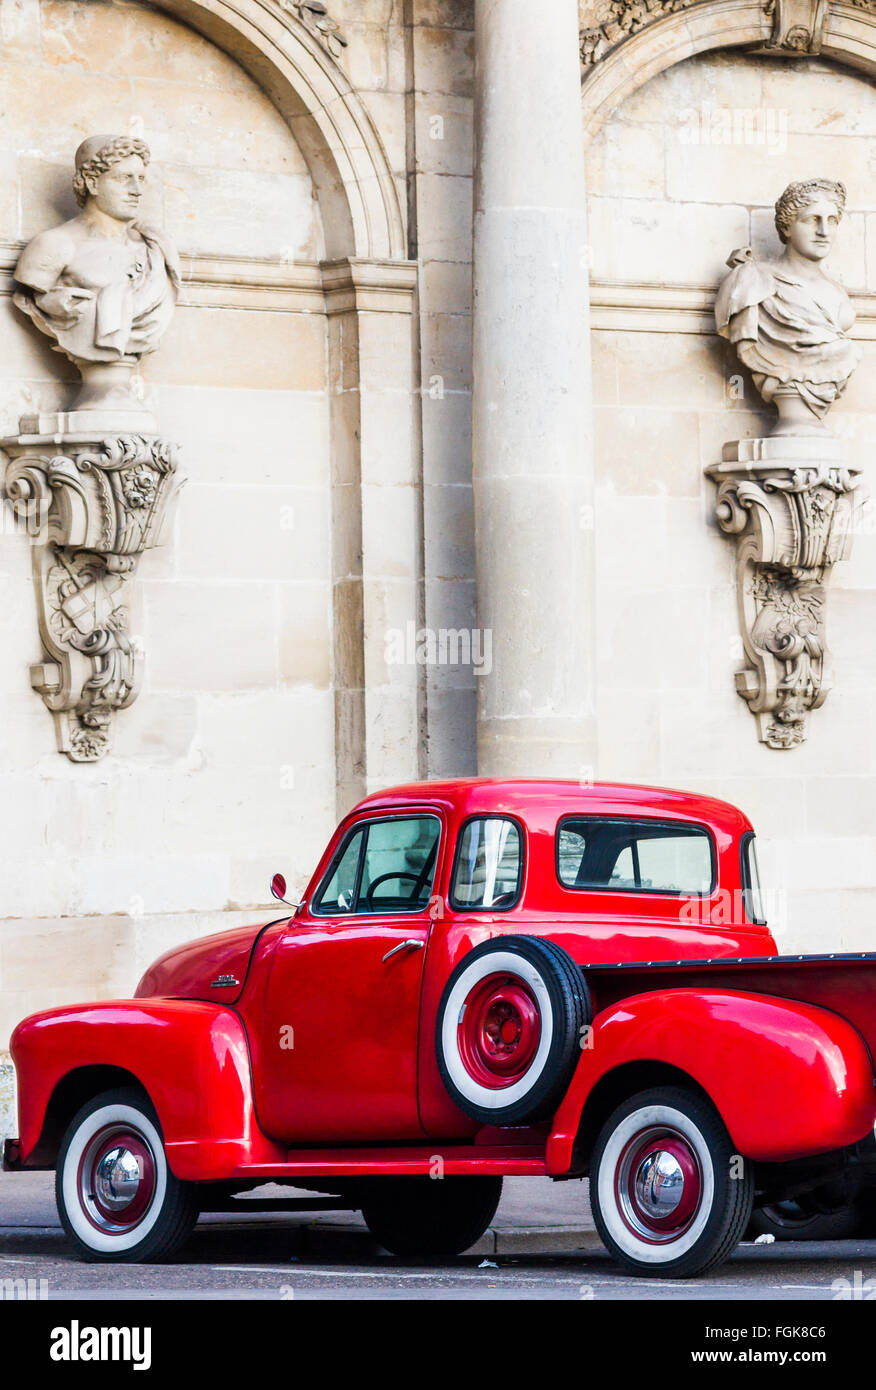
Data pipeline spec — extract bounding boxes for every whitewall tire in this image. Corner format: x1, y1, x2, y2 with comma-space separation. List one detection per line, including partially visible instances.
435, 936, 590, 1125
56, 1087, 197, 1263
590, 1086, 753, 1278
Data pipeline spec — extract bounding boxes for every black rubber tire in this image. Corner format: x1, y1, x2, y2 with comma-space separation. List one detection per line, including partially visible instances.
359, 1176, 503, 1257
435, 935, 591, 1126
590, 1085, 754, 1279
56, 1087, 198, 1263
748, 1200, 861, 1243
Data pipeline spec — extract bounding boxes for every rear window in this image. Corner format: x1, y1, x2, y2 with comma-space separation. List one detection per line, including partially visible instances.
556, 817, 714, 896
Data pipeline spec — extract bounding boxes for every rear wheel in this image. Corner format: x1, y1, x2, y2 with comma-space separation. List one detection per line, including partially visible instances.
56, 1087, 198, 1263
359, 1176, 503, 1257
590, 1086, 753, 1278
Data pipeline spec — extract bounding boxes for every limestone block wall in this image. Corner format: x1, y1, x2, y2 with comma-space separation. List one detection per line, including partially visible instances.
0, 0, 337, 1076
585, 51, 876, 952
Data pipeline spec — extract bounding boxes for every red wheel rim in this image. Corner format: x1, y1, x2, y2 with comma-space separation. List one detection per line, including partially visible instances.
457, 972, 541, 1088
614, 1127, 702, 1244
77, 1126, 157, 1234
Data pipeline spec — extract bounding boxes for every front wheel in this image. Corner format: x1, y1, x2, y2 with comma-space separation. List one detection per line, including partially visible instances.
56, 1087, 198, 1263
590, 1086, 753, 1278
359, 1176, 503, 1257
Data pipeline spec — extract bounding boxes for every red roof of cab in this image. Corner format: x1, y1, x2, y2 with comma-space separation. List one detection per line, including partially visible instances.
350, 778, 753, 837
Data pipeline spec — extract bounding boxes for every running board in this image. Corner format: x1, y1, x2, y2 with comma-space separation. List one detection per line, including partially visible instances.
228, 1145, 548, 1180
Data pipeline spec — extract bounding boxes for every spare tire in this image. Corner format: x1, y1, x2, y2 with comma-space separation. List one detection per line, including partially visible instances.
435, 936, 591, 1125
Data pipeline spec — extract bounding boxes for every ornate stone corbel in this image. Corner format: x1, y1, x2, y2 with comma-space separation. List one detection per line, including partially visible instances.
4, 433, 182, 761
707, 440, 864, 748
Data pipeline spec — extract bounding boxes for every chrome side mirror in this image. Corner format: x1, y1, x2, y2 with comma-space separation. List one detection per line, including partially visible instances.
270, 873, 303, 911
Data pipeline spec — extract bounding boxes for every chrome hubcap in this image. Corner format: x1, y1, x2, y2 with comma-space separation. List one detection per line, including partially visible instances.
77, 1125, 157, 1234
94, 1146, 142, 1210
634, 1149, 685, 1219
615, 1126, 702, 1243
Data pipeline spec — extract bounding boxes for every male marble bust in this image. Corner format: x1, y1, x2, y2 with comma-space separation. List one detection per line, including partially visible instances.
715, 178, 861, 435
13, 134, 180, 410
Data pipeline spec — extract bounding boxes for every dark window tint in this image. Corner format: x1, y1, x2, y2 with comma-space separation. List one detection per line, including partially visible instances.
557, 818, 714, 895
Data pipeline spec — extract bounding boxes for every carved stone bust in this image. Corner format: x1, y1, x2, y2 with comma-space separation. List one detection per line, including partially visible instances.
13, 135, 180, 412
715, 178, 861, 435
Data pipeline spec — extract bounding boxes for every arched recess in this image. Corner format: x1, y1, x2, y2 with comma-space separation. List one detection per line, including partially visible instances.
151, 0, 405, 259
141, 2, 421, 809
581, 0, 876, 141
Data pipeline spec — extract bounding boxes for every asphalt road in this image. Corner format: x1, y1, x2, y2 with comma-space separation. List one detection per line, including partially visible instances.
4, 1223, 876, 1299
3, 1172, 876, 1300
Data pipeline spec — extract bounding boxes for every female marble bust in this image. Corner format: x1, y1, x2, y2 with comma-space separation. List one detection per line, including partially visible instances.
13, 134, 180, 410
715, 178, 861, 435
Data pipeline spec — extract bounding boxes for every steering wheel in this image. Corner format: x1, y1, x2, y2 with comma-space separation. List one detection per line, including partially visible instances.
365, 871, 422, 910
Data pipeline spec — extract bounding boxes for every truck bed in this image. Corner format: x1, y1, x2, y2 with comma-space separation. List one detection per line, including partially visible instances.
581, 951, 876, 1060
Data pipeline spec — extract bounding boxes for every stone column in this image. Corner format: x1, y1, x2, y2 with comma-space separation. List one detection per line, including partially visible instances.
472, 0, 596, 777
322, 258, 422, 814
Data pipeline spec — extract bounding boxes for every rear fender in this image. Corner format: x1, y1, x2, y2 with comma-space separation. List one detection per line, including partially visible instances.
547, 988, 876, 1173
10, 1000, 284, 1180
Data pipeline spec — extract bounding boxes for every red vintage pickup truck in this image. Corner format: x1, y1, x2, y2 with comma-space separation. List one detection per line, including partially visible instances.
5, 779, 876, 1277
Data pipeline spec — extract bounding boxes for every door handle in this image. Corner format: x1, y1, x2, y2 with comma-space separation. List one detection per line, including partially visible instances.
382, 939, 425, 964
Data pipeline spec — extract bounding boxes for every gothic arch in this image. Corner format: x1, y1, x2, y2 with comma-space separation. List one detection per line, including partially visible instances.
150, 0, 406, 259
580, 0, 876, 141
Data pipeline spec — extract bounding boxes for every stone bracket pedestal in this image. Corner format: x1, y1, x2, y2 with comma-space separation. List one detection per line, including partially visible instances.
2, 423, 183, 761
707, 437, 864, 750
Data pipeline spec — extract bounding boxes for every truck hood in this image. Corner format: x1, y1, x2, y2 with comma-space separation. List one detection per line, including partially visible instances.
134, 922, 270, 1005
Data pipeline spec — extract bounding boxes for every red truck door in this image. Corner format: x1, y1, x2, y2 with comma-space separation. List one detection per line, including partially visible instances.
254, 811, 443, 1144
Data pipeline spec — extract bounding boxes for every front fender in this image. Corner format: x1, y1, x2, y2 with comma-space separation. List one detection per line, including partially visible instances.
547, 989, 876, 1173
10, 1000, 284, 1180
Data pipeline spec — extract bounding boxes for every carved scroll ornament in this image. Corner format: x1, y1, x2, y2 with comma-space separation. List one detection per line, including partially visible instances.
707, 443, 864, 749
4, 434, 181, 761
280, 2, 347, 57
580, 0, 704, 67
579, 0, 876, 69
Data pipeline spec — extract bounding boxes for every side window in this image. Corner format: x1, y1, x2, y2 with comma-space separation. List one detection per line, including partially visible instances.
741, 833, 767, 924
311, 827, 364, 915
358, 817, 441, 914
450, 817, 523, 911
557, 818, 714, 895
311, 816, 441, 916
